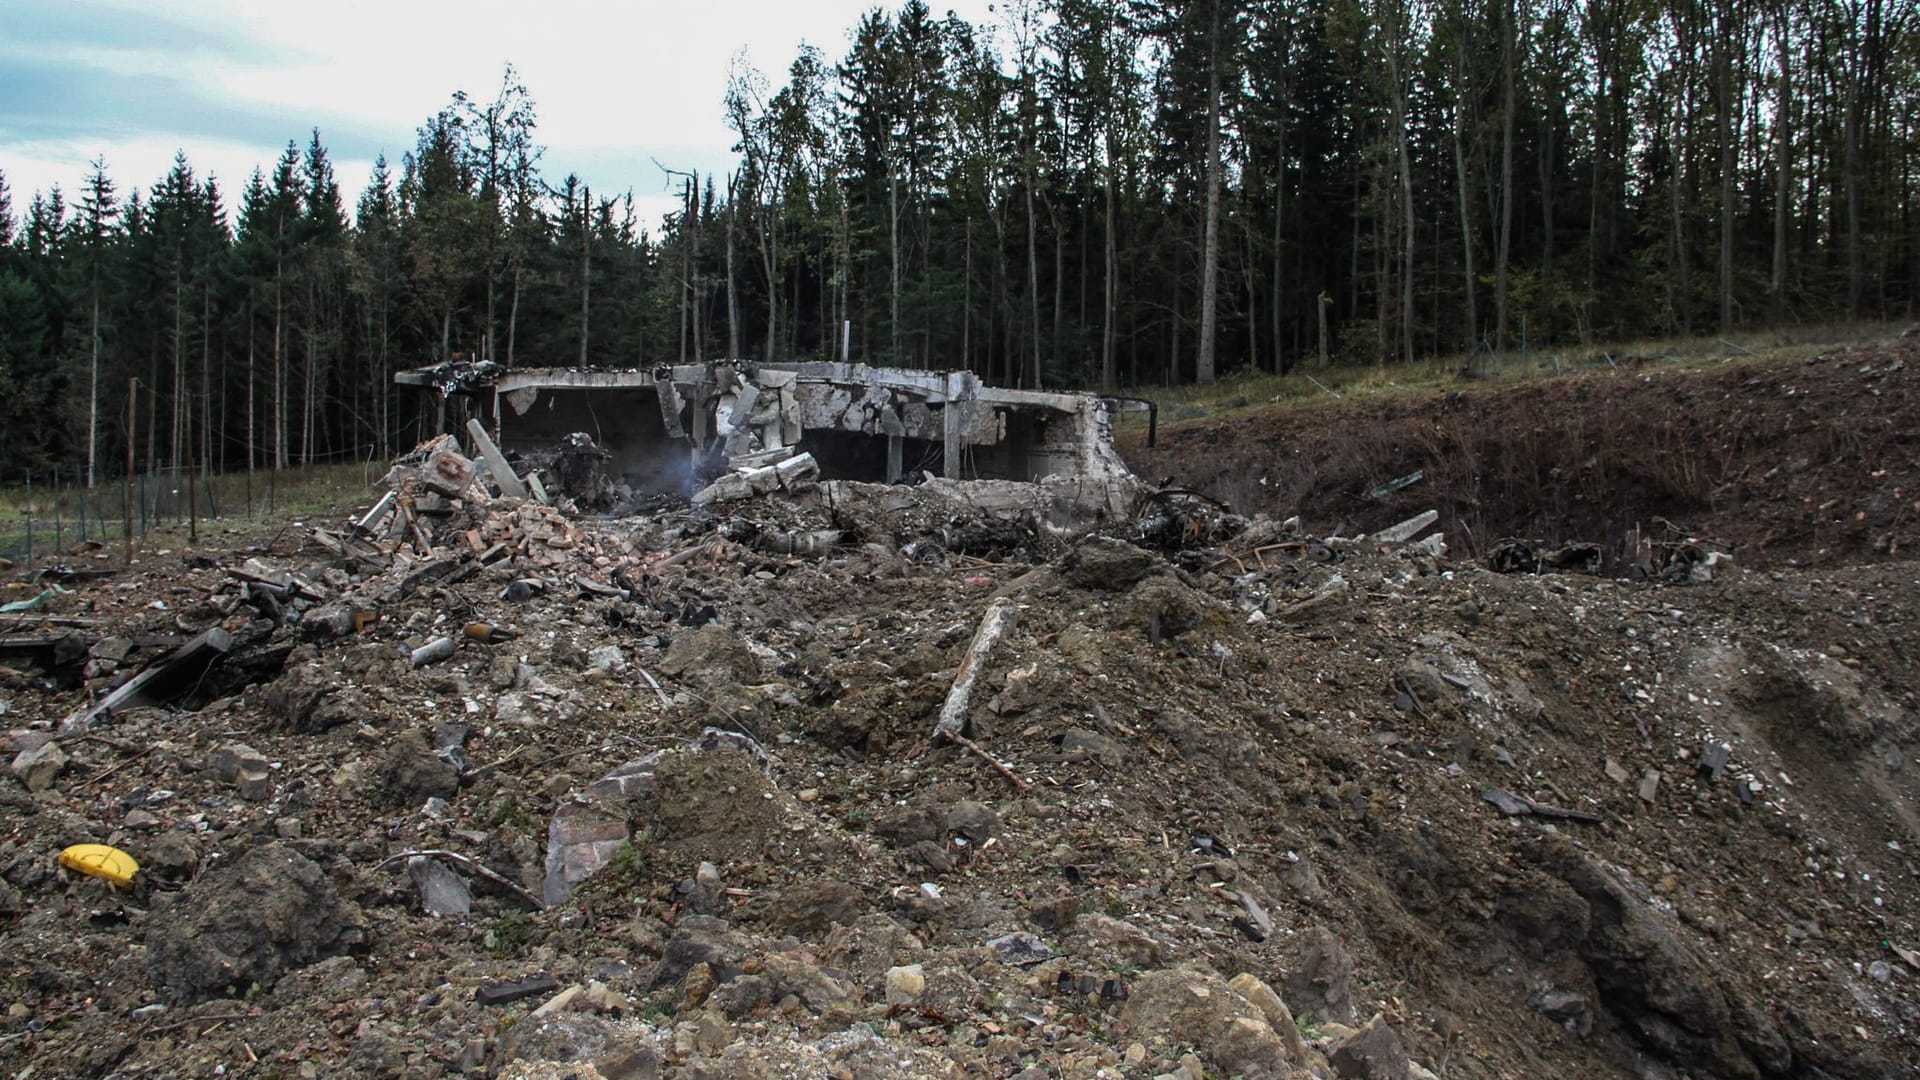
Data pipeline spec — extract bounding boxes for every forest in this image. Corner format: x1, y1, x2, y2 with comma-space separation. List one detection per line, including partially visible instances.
0, 0, 1914, 481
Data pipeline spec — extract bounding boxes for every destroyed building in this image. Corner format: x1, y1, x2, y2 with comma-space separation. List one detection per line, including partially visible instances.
394, 360, 1145, 520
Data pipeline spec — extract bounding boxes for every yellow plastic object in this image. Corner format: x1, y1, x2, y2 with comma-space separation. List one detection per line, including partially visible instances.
58, 843, 139, 887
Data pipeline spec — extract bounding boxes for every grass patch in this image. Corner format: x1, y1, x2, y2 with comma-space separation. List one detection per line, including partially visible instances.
0, 462, 382, 565
1115, 319, 1907, 434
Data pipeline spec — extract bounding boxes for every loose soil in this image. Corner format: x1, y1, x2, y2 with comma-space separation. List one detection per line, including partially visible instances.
0, 340, 1915, 1079
1126, 345, 1919, 570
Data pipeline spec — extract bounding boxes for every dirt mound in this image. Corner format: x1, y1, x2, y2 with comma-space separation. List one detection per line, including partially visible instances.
1, 387, 1917, 1078
146, 842, 365, 1004
1127, 341, 1920, 570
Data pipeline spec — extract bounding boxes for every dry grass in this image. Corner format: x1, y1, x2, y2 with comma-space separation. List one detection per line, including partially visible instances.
0, 462, 380, 564
1116, 319, 1908, 432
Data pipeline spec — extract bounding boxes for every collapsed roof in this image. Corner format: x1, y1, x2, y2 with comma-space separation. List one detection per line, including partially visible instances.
395, 361, 1145, 518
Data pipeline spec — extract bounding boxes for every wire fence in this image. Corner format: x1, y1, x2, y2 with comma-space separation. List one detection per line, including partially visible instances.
2, 458, 383, 574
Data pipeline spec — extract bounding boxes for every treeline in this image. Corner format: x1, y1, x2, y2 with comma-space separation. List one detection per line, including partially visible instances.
1, 0, 1915, 479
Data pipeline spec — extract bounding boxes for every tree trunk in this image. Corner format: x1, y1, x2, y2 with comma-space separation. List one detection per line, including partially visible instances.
1052, 199, 1065, 377
1026, 164, 1043, 387
1271, 122, 1287, 374
580, 188, 592, 367
726, 181, 740, 359
764, 196, 779, 363
303, 280, 316, 466
890, 167, 903, 364
1495, 0, 1517, 362
1384, 22, 1416, 365
1771, 11, 1791, 296
88, 294, 100, 487
507, 255, 522, 367
273, 249, 285, 471
172, 260, 184, 474
246, 304, 256, 477
963, 218, 973, 370
1103, 151, 1118, 388
1452, 83, 1478, 352
1197, 58, 1222, 384
1717, 4, 1737, 332
1844, 15, 1865, 315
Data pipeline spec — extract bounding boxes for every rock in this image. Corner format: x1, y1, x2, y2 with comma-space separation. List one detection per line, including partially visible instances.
945, 800, 1001, 843
492, 1011, 660, 1080
874, 803, 945, 845
301, 601, 362, 641
823, 914, 927, 988
478, 973, 563, 1006
679, 1023, 959, 1079
1638, 768, 1662, 804
376, 729, 460, 808
682, 962, 718, 1007
587, 644, 627, 673
264, 652, 356, 733
207, 743, 258, 782
1329, 1014, 1410, 1080
905, 839, 955, 873
990, 662, 1061, 719
209, 743, 272, 801
653, 917, 743, 988
1529, 838, 1769, 1077
234, 766, 272, 801
1120, 966, 1292, 1077
1698, 741, 1732, 782
1065, 912, 1165, 968
1215, 1017, 1293, 1078
10, 740, 67, 791
657, 624, 762, 690
496, 690, 583, 726
1481, 787, 1533, 816
758, 951, 861, 1022
987, 932, 1057, 966
580, 980, 631, 1014
146, 842, 363, 1004
1026, 894, 1080, 931
1062, 536, 1164, 591
1534, 988, 1592, 1035
1227, 972, 1309, 1064
408, 855, 473, 916
706, 974, 772, 1019
884, 963, 927, 1005
89, 637, 134, 664
752, 878, 865, 937
915, 963, 982, 1021
1284, 926, 1356, 1024
1061, 727, 1126, 766
1234, 890, 1275, 941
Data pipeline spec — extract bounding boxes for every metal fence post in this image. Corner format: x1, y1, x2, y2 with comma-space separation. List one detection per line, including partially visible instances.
22, 470, 33, 573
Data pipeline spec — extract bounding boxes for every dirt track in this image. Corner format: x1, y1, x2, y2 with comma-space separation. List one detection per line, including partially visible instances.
0, 342, 1916, 1079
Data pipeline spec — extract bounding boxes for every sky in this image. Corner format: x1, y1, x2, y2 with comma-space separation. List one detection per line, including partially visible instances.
0, 0, 999, 232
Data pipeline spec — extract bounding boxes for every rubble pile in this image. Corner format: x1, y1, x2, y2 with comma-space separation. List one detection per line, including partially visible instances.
1, 356, 1918, 1080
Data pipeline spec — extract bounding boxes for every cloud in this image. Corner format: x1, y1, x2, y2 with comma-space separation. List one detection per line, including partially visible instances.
0, 0, 1001, 231
0, 1, 301, 63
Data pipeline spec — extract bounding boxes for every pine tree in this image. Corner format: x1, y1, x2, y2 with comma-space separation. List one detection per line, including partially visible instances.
78, 159, 118, 486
